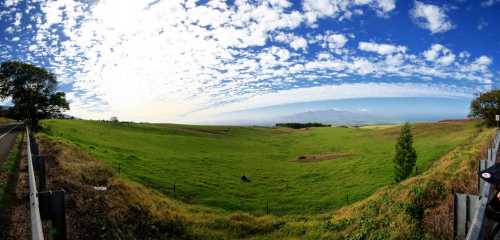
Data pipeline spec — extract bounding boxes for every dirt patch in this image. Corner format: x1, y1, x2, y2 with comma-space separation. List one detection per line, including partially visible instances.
295, 152, 352, 162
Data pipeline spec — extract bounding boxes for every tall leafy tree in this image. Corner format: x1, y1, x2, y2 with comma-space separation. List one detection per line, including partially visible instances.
470, 90, 500, 127
394, 123, 417, 182
0, 61, 69, 128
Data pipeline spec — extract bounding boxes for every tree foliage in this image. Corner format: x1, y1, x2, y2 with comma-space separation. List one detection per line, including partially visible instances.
394, 123, 417, 182
0, 61, 69, 128
470, 90, 500, 127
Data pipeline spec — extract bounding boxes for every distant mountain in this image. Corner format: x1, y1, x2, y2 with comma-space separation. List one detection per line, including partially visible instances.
204, 109, 400, 126
276, 109, 397, 125
196, 97, 470, 126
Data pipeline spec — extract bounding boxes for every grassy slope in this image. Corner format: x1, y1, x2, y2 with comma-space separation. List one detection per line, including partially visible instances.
37, 121, 493, 239
41, 119, 477, 214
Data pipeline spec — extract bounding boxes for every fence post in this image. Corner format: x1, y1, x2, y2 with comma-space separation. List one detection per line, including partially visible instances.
266, 200, 269, 215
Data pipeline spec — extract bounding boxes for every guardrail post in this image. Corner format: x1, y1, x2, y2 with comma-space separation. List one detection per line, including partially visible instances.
38, 190, 67, 240
454, 193, 481, 239
454, 131, 500, 240
52, 190, 66, 240
30, 136, 39, 155
33, 155, 47, 191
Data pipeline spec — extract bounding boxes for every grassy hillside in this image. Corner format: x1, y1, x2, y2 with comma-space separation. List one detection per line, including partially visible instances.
36, 120, 493, 239
41, 119, 477, 214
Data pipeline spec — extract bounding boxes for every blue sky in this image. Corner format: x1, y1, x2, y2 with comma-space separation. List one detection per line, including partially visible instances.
0, 0, 498, 123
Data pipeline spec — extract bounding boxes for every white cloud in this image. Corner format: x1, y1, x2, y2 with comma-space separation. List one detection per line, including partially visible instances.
274, 32, 311, 51
5, 26, 14, 34
376, 0, 397, 13
352, 59, 375, 75
475, 56, 492, 65
4, 0, 20, 7
410, 1, 454, 34
14, 12, 22, 26
477, 18, 488, 30
358, 42, 407, 55
325, 33, 348, 49
423, 44, 456, 66
290, 37, 308, 51
274, 32, 297, 44
465, 56, 493, 72
481, 0, 500, 7
302, 0, 396, 24
385, 53, 405, 65
273, 47, 290, 61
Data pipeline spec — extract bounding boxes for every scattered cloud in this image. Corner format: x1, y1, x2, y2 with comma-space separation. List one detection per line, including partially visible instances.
302, 0, 396, 24
410, 1, 454, 34
325, 33, 349, 49
423, 44, 456, 66
38, 0, 495, 121
481, 0, 500, 7
477, 18, 488, 31
4, 0, 20, 8
290, 37, 308, 51
0, 0, 494, 122
358, 42, 407, 55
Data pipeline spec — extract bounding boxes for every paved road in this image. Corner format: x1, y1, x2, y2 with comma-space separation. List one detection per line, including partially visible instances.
0, 122, 27, 240
0, 123, 22, 164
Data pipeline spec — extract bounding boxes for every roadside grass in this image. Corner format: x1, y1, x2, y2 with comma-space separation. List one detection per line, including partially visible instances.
36, 122, 493, 239
41, 119, 477, 214
0, 132, 21, 209
0, 118, 13, 124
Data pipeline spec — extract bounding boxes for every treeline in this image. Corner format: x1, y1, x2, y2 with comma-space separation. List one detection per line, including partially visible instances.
275, 122, 331, 129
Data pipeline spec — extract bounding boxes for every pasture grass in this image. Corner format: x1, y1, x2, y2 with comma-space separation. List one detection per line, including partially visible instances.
36, 121, 493, 239
41, 119, 477, 214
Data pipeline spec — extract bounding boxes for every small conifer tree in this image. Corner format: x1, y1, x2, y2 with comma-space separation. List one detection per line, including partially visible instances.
394, 123, 417, 182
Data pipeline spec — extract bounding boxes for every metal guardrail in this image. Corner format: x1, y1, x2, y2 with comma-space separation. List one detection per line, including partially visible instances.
26, 126, 44, 240
455, 130, 500, 240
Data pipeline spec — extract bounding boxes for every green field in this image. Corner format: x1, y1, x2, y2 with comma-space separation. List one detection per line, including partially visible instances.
41, 119, 477, 214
